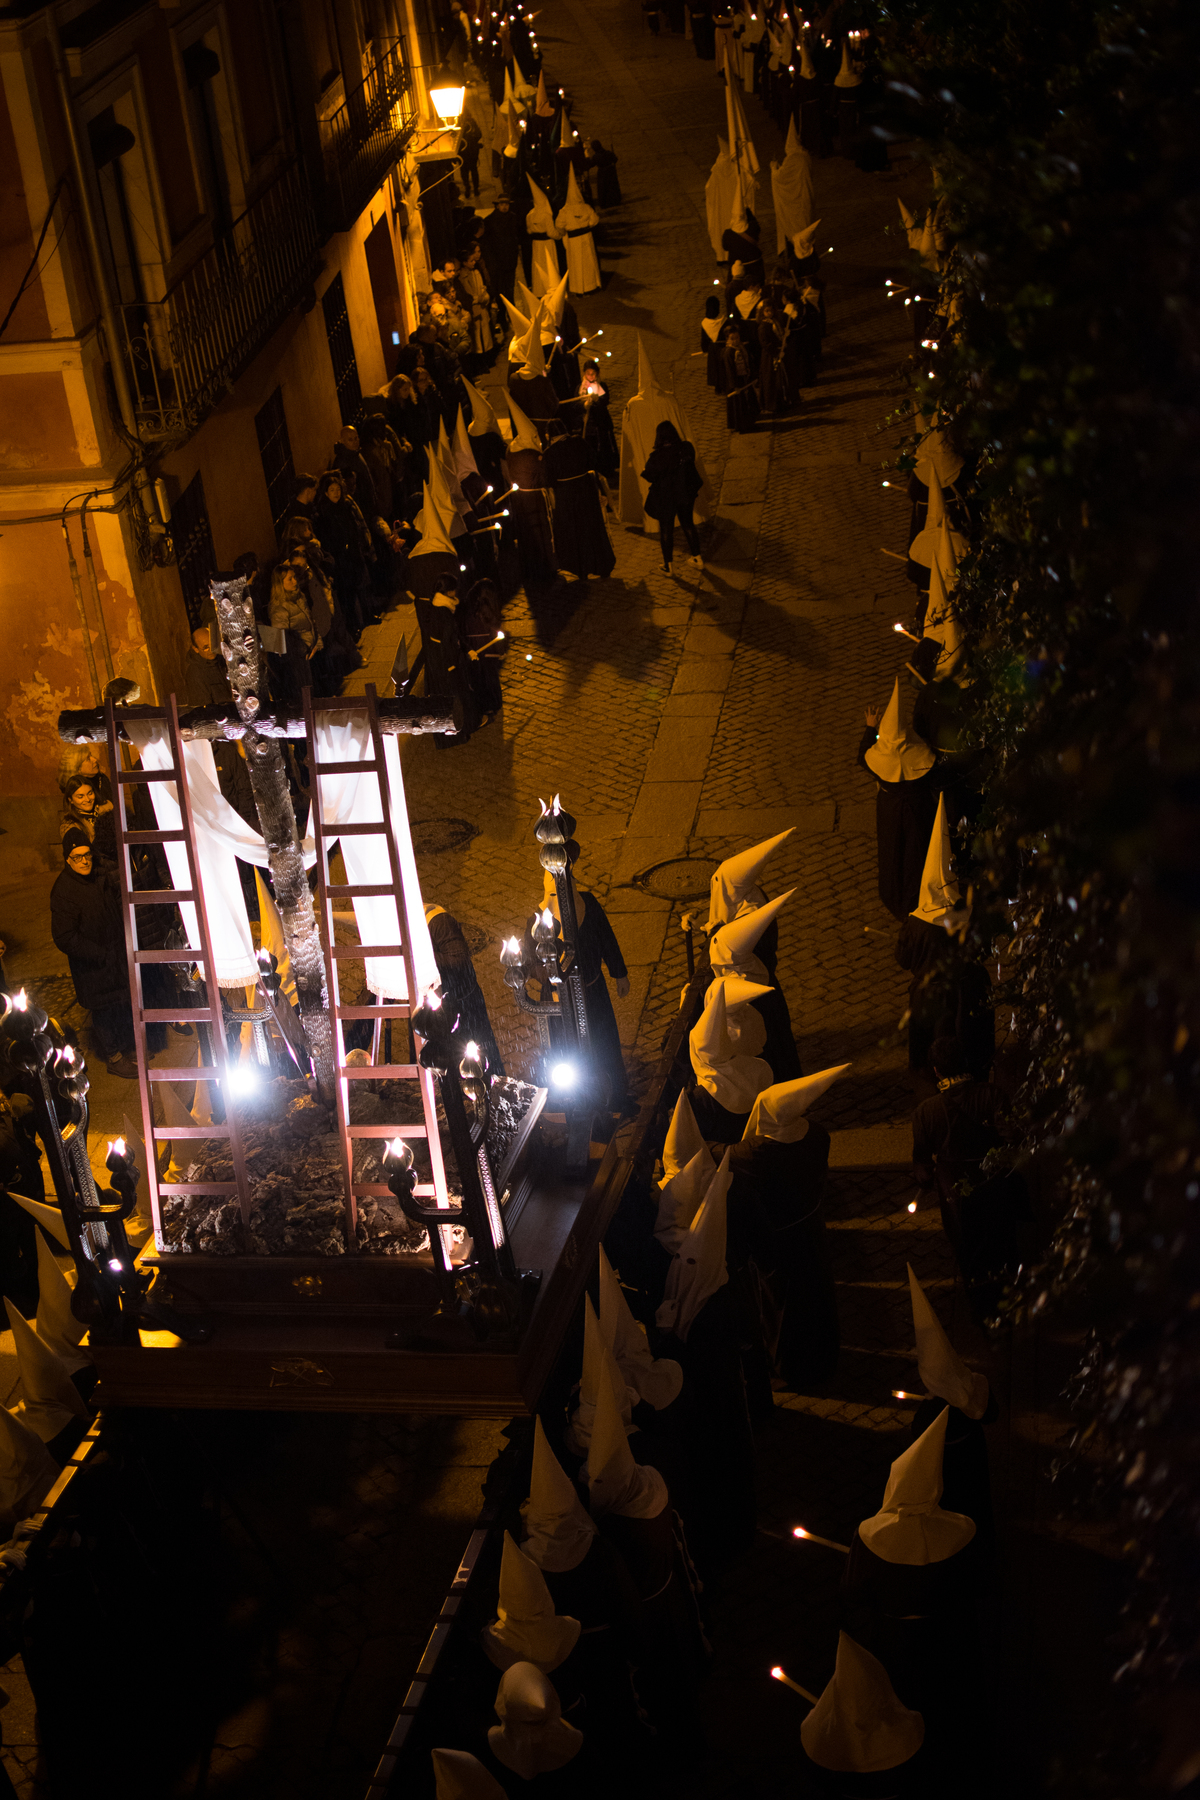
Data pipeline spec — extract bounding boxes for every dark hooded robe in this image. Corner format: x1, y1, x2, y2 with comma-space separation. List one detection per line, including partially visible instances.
543, 431, 616, 580
857, 725, 944, 920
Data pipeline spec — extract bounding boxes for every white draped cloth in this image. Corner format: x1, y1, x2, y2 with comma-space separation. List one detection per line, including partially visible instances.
128, 714, 437, 1001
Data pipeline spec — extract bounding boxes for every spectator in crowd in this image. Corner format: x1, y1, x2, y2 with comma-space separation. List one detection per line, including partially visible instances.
59, 772, 117, 867
51, 830, 138, 1076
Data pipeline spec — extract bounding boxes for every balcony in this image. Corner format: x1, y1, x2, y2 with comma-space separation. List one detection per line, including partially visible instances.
117, 159, 322, 441
321, 38, 417, 236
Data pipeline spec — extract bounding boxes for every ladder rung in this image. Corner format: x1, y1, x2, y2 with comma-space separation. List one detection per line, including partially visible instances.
134, 949, 205, 964
315, 759, 380, 776
330, 944, 405, 959
119, 769, 178, 784
338, 1064, 414, 1079
152, 1125, 229, 1139
327, 884, 396, 898
139, 1008, 214, 1024
336, 1005, 411, 1020
129, 889, 195, 904
349, 1124, 429, 1138
352, 1183, 438, 1198
318, 820, 385, 837
157, 1182, 239, 1195
147, 1066, 220, 1080
125, 829, 186, 844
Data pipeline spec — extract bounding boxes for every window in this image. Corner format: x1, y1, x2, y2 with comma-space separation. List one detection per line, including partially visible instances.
171, 472, 217, 630
322, 272, 362, 425
254, 387, 295, 534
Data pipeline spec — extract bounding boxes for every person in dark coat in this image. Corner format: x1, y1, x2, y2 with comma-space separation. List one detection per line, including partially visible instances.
331, 428, 378, 520
506, 422, 558, 584
279, 473, 319, 536
480, 196, 522, 299
641, 421, 703, 576
858, 680, 943, 919
756, 302, 788, 415
543, 424, 615, 580
527, 859, 631, 1114
781, 289, 821, 388
406, 520, 478, 745
458, 576, 505, 720
578, 363, 619, 478
51, 831, 137, 1075
722, 329, 760, 434
588, 141, 622, 207
314, 471, 373, 635
689, 3, 716, 58
425, 903, 505, 1077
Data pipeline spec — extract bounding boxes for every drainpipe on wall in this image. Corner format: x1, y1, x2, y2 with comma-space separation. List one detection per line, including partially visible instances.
79, 495, 116, 686
61, 509, 103, 706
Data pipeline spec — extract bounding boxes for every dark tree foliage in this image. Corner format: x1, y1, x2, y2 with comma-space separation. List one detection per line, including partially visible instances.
876, 0, 1200, 1730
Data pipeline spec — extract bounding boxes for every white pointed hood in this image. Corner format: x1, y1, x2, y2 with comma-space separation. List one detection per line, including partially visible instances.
911, 793, 960, 923
771, 126, 815, 254
704, 973, 772, 1059
599, 1246, 682, 1411
556, 166, 597, 233
9, 1191, 70, 1250
798, 34, 817, 80
488, 1662, 584, 1780
431, 1748, 509, 1800
462, 374, 501, 438
482, 1530, 581, 1673
0, 1402, 59, 1524
525, 178, 558, 238
410, 481, 460, 560
521, 1417, 598, 1573
724, 67, 760, 176
729, 182, 750, 237
656, 1148, 731, 1343
542, 269, 570, 335
914, 414, 964, 489
834, 40, 863, 87
801, 1633, 925, 1773
566, 1294, 637, 1453
744, 1063, 851, 1143
923, 555, 964, 677
709, 889, 795, 979
34, 1231, 90, 1375
863, 678, 937, 783
907, 461, 945, 567
514, 276, 537, 318
435, 416, 467, 508
453, 406, 480, 481
661, 1088, 707, 1183
858, 1408, 977, 1565
505, 391, 543, 456
585, 1347, 668, 1520
791, 218, 821, 260
512, 301, 548, 378
501, 293, 531, 342
908, 1265, 989, 1418
785, 117, 801, 156
707, 828, 795, 927
558, 105, 574, 152
636, 333, 664, 398
4, 1297, 88, 1442
654, 1146, 714, 1257
689, 984, 772, 1114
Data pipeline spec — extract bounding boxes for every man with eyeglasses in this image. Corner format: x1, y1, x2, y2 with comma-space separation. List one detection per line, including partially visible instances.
50, 828, 139, 1077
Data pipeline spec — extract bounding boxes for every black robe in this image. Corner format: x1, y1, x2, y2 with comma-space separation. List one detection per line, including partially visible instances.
689, 4, 716, 58
656, 1283, 756, 1573
857, 726, 944, 919
427, 905, 504, 1076
895, 918, 995, 1079
722, 342, 760, 433
507, 368, 563, 431
507, 446, 558, 581
525, 891, 629, 1110
701, 320, 727, 391
727, 1126, 839, 1392
544, 433, 615, 579
406, 551, 477, 741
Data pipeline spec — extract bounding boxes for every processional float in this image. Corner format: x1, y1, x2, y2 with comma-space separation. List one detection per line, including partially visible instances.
16, 572, 631, 1415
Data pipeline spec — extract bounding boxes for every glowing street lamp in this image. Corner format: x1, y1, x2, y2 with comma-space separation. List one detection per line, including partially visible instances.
430, 84, 466, 127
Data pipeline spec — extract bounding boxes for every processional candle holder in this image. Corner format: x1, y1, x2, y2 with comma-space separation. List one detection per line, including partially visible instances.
0, 991, 210, 1345
500, 796, 603, 1176
382, 994, 539, 1347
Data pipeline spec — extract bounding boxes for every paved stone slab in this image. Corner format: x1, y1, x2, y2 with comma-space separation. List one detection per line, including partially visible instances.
626, 780, 704, 837
602, 908, 670, 966
828, 1124, 914, 1170
838, 798, 877, 836
694, 802, 837, 838
612, 833, 689, 885
644, 740, 712, 783
660, 691, 727, 718
671, 660, 735, 695
682, 624, 737, 657
721, 476, 771, 506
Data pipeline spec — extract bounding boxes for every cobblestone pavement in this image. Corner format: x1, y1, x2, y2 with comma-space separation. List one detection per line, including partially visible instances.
0, 4, 1002, 1794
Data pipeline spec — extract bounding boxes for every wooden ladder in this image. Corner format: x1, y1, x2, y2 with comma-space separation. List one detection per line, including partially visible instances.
302, 684, 449, 1250
107, 694, 252, 1242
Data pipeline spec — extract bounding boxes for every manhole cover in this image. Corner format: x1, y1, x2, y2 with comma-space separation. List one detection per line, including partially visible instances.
411, 817, 480, 857
631, 857, 719, 901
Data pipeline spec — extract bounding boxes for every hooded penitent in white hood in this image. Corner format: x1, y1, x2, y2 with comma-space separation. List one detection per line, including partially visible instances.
34, 1231, 90, 1375
725, 64, 761, 182
801, 1632, 925, 1773
907, 461, 944, 568
898, 197, 923, 252
618, 335, 712, 529
409, 481, 460, 561
585, 1348, 669, 1520
863, 679, 937, 783
431, 1748, 509, 1800
656, 1148, 732, 1342
599, 1245, 683, 1410
661, 1088, 707, 1183
4, 1298, 88, 1442
705, 136, 741, 260
744, 1063, 851, 1143
521, 1417, 598, 1573
913, 412, 964, 490
556, 168, 601, 295
654, 1146, 713, 1257
908, 1264, 990, 1418
525, 179, 563, 297
708, 889, 796, 984
462, 374, 501, 439
911, 793, 961, 924
770, 125, 815, 254
9, 1191, 70, 1250
834, 39, 863, 87
512, 303, 548, 380
501, 293, 530, 346
0, 1403, 59, 1524
923, 551, 964, 677
542, 270, 570, 336
452, 406, 479, 482
504, 391, 544, 457
858, 1407, 976, 1565
482, 1530, 581, 1673
488, 1662, 583, 1780
791, 219, 821, 262
704, 974, 772, 1059
689, 983, 772, 1115
566, 1294, 637, 1453
707, 828, 795, 929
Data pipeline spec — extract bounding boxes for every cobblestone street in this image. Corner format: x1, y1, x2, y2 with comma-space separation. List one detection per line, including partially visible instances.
0, 5, 1001, 1795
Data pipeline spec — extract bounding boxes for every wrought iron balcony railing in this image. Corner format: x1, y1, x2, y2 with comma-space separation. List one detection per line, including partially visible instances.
322, 37, 416, 235
116, 159, 322, 441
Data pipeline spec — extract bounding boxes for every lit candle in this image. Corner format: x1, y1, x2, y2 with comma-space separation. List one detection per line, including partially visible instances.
770, 1666, 818, 1703
792, 1525, 850, 1554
